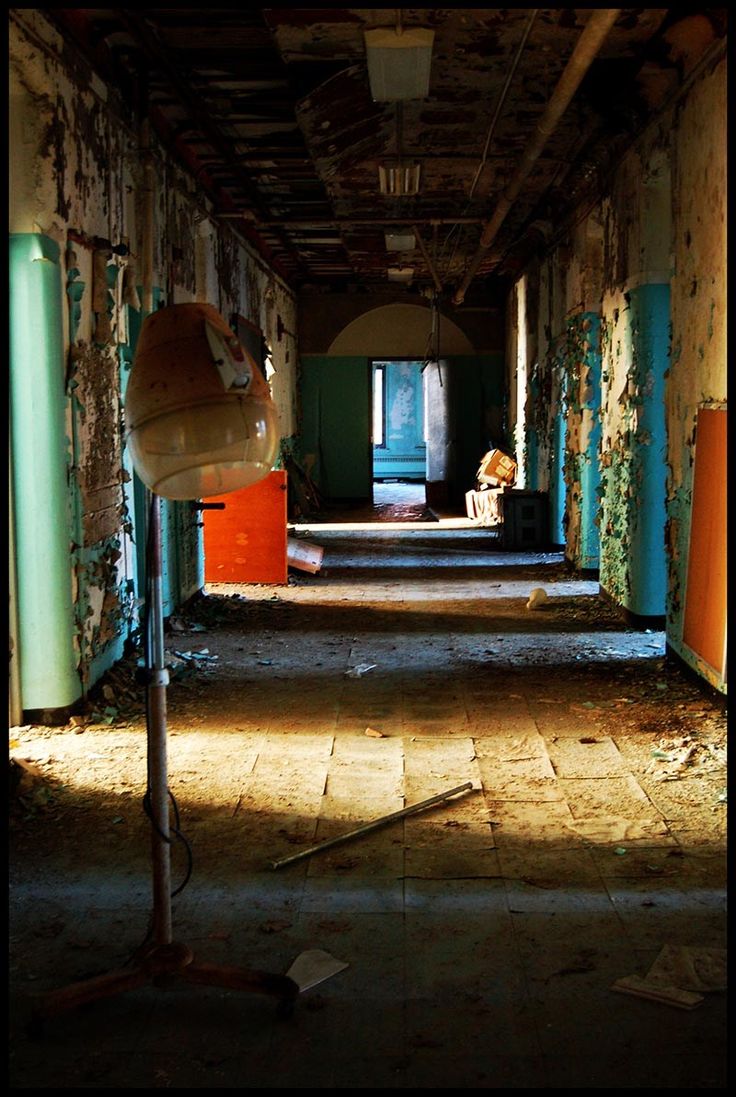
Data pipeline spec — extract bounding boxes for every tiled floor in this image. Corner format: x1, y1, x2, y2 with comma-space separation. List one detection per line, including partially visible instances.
9, 503, 727, 1088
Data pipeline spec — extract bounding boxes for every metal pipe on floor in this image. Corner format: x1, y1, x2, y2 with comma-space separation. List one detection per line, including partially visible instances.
271, 781, 475, 869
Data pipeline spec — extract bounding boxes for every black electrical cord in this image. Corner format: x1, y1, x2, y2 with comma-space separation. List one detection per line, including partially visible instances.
142, 787, 193, 897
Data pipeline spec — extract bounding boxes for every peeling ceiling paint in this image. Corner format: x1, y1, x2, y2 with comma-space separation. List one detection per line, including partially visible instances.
45, 8, 726, 301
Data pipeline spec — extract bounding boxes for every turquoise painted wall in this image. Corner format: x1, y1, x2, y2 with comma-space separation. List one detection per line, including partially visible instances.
373, 361, 426, 480
526, 372, 541, 492
299, 353, 504, 505
562, 313, 602, 571
549, 347, 568, 546
627, 285, 669, 616
299, 355, 372, 499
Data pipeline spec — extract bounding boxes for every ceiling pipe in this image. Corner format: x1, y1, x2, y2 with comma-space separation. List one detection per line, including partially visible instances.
453, 8, 621, 305
413, 225, 443, 293
468, 8, 539, 202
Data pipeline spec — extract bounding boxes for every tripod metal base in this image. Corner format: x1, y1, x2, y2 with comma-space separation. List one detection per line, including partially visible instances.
28, 495, 298, 1034
30, 941, 299, 1028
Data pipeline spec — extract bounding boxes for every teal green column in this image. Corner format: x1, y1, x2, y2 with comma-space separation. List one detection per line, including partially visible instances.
578, 314, 602, 570
599, 284, 669, 618
549, 351, 567, 546
526, 374, 540, 491
9, 234, 80, 710
627, 284, 669, 617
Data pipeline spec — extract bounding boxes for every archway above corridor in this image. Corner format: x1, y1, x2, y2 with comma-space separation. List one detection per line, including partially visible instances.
327, 302, 476, 357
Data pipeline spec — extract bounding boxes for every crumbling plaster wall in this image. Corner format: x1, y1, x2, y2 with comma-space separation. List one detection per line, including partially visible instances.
10, 11, 138, 694
513, 128, 675, 589
9, 10, 298, 705
513, 222, 600, 553
666, 54, 726, 686
598, 131, 672, 618
510, 49, 726, 688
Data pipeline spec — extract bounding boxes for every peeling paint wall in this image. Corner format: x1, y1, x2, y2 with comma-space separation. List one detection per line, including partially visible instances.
523, 261, 554, 501
513, 132, 672, 593
9, 10, 299, 710
511, 219, 603, 558
509, 49, 726, 691
666, 54, 727, 688
596, 133, 672, 617
561, 312, 602, 571
598, 281, 670, 616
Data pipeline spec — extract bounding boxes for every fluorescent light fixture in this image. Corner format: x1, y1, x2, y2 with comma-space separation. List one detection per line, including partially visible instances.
387, 267, 415, 284
364, 27, 434, 101
378, 162, 422, 196
385, 231, 416, 252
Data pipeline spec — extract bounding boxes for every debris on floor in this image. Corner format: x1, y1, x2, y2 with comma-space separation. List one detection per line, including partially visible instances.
9, 757, 44, 797
465, 486, 503, 526
526, 587, 549, 610
272, 781, 474, 869
345, 663, 377, 678
285, 949, 349, 993
287, 536, 324, 574
476, 448, 517, 487
168, 616, 207, 633
9, 526, 727, 1089
612, 946, 726, 1010
612, 974, 705, 1009
646, 945, 727, 992
646, 736, 727, 781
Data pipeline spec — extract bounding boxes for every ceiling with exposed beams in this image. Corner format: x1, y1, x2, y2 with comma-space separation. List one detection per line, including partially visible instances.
47, 8, 727, 303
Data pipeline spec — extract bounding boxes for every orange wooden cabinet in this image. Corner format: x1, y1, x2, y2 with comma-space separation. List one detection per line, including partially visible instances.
203, 470, 288, 584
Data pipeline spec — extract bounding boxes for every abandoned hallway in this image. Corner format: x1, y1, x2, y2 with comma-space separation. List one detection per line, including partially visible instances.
8, 7, 728, 1090
9, 489, 727, 1089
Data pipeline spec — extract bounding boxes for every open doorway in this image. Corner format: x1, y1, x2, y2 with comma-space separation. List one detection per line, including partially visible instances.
372, 360, 426, 490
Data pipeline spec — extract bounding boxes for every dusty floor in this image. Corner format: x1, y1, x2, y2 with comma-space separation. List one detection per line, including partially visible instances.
9, 486, 727, 1088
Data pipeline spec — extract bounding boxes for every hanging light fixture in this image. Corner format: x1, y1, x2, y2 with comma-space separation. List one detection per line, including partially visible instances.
387, 266, 415, 285
378, 161, 422, 196
124, 303, 279, 500
364, 26, 435, 101
385, 230, 416, 251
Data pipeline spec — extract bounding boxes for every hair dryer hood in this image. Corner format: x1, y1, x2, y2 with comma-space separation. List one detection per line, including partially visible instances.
125, 303, 280, 500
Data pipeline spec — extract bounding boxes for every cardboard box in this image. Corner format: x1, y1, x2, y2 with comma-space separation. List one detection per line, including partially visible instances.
476, 449, 517, 487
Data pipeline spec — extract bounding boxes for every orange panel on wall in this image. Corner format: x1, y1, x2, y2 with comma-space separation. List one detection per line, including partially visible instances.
682, 407, 727, 676
203, 470, 288, 584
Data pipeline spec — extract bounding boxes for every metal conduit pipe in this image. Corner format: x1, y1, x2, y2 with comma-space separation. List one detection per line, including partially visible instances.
140, 117, 156, 317
413, 225, 443, 293
453, 8, 620, 305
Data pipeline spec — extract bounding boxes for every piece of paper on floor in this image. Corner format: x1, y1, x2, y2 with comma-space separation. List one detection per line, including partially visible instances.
571, 814, 669, 842
611, 974, 704, 1010
611, 945, 726, 1009
286, 949, 349, 992
646, 945, 727, 992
